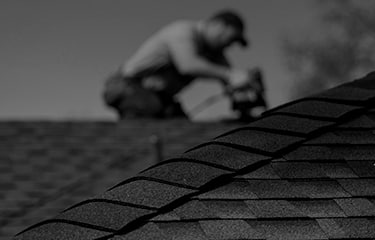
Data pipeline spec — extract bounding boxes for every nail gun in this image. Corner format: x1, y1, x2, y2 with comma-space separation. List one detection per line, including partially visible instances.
190, 67, 267, 121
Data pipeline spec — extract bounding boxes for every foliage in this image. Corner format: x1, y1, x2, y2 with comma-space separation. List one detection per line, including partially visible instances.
282, 0, 375, 99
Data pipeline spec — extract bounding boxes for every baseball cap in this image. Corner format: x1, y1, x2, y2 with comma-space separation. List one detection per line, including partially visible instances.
210, 10, 248, 47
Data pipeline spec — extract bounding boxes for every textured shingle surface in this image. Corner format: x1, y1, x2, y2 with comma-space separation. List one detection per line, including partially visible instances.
214, 129, 304, 153
138, 161, 232, 188
58, 202, 154, 231
14, 71, 375, 239
183, 144, 269, 170
0, 120, 241, 239
99, 179, 196, 208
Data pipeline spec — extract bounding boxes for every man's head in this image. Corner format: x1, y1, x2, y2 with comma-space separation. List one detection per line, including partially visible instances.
203, 10, 248, 50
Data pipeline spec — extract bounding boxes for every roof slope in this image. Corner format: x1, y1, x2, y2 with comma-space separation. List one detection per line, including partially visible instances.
0, 120, 240, 239
15, 72, 375, 239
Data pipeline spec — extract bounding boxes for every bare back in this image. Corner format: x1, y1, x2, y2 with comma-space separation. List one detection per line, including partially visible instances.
123, 20, 228, 96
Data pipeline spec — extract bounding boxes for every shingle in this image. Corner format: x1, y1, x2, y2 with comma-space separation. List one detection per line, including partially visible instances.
286, 145, 375, 161
199, 179, 302, 200
347, 161, 375, 177
14, 222, 110, 240
329, 130, 375, 144
335, 198, 375, 216
338, 179, 375, 196
317, 162, 358, 178
112, 223, 170, 240
156, 222, 209, 240
267, 100, 359, 119
311, 85, 375, 102
236, 164, 280, 179
283, 146, 343, 161
337, 115, 375, 128
318, 218, 375, 239
245, 200, 304, 218
150, 212, 181, 222
215, 129, 303, 153
304, 132, 343, 144
196, 180, 258, 200
139, 161, 231, 188
344, 218, 375, 238
203, 200, 256, 219
290, 199, 346, 218
290, 180, 351, 198
199, 220, 262, 239
183, 144, 269, 170
271, 162, 327, 179
316, 218, 348, 239
245, 180, 302, 199
58, 202, 154, 231
339, 146, 375, 160
247, 219, 327, 240
100, 180, 196, 208
250, 115, 333, 134
167, 200, 216, 220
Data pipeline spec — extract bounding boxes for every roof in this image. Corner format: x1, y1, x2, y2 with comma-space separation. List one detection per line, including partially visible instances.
0, 119, 241, 239
14, 72, 375, 239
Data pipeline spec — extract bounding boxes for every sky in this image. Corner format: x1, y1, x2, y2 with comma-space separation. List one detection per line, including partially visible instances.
0, 0, 320, 121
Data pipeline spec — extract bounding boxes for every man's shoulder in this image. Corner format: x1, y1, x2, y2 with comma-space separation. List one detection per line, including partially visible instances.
165, 20, 196, 29
160, 20, 197, 38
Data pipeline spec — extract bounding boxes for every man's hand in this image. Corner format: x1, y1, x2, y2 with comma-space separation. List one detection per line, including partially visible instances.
227, 68, 264, 93
228, 68, 250, 89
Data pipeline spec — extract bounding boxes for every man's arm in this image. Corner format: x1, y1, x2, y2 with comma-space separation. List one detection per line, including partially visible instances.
166, 26, 231, 85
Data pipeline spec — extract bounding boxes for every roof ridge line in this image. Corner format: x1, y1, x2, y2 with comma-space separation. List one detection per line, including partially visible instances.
98, 159, 273, 239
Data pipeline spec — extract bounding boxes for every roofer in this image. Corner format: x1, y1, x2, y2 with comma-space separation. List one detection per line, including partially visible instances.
104, 9, 261, 119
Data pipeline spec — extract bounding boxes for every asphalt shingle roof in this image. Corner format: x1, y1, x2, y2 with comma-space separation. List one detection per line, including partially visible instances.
0, 120, 240, 239
14, 71, 375, 239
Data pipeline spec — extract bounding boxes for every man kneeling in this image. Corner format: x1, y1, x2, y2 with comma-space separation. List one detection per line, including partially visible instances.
104, 10, 255, 119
